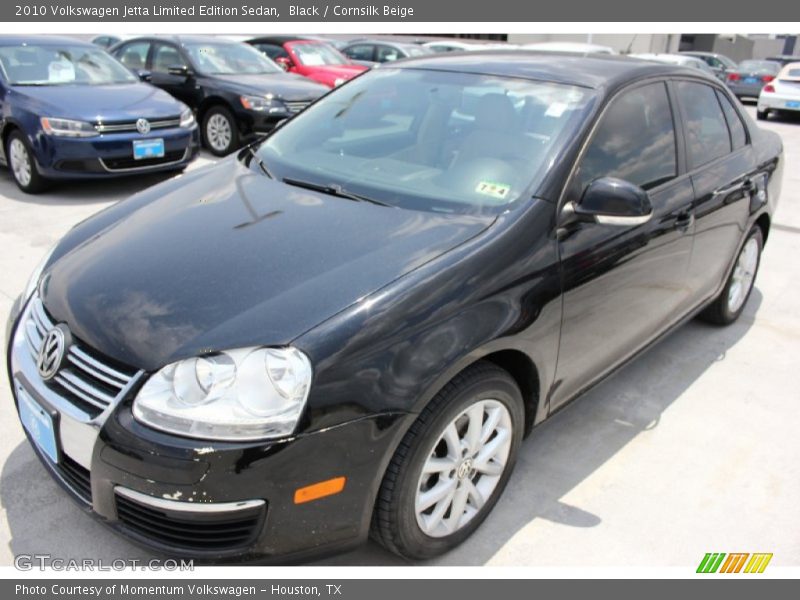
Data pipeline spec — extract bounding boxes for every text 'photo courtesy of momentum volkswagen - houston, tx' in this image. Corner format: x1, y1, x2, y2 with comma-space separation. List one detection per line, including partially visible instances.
5, 50, 782, 562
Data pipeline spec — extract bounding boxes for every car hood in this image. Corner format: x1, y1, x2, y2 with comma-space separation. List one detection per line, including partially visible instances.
13, 82, 185, 121
209, 73, 328, 100
41, 159, 492, 371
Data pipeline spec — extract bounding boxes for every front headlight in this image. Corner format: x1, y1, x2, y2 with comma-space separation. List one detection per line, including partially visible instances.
240, 94, 276, 111
133, 347, 312, 441
179, 107, 195, 128
23, 244, 56, 301
40, 117, 97, 138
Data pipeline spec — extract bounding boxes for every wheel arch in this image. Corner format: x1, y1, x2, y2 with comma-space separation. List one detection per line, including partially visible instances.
755, 212, 771, 245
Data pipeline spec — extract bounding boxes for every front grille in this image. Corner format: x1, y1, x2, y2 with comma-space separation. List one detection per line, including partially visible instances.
56, 455, 92, 504
100, 150, 186, 172
95, 117, 182, 133
115, 493, 264, 551
23, 295, 138, 419
284, 100, 311, 113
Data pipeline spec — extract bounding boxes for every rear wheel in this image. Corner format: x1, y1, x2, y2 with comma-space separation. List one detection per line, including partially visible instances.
202, 106, 239, 156
6, 131, 48, 193
700, 226, 763, 325
372, 362, 524, 559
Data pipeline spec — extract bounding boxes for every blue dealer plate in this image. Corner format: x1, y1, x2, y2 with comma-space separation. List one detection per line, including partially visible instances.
18, 389, 59, 464
786, 101, 800, 108
744, 76, 759, 84
133, 138, 165, 160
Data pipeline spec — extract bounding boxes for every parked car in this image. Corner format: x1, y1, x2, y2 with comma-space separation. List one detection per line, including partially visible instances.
423, 40, 516, 53
765, 55, 800, 67
680, 51, 737, 81
110, 35, 328, 156
0, 35, 199, 193
630, 53, 716, 76
521, 42, 616, 54
7, 52, 780, 562
341, 40, 433, 63
757, 61, 800, 120
245, 36, 367, 88
726, 59, 782, 99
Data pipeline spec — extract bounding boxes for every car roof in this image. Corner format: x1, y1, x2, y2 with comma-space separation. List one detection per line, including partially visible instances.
114, 34, 241, 46
245, 35, 326, 45
390, 51, 709, 90
0, 35, 93, 47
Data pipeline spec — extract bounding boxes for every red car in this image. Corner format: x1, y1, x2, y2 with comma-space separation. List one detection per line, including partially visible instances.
246, 36, 367, 88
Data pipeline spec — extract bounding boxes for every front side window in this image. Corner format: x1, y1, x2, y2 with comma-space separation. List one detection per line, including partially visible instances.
115, 41, 150, 71
291, 43, 348, 66
343, 45, 374, 62
576, 81, 677, 193
376, 45, 403, 62
256, 68, 596, 215
253, 43, 289, 61
151, 43, 187, 74
0, 44, 136, 85
676, 81, 731, 170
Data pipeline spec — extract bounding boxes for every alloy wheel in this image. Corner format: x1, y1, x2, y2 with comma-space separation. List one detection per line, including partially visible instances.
727, 237, 759, 313
414, 399, 513, 538
9, 138, 32, 187
206, 113, 232, 153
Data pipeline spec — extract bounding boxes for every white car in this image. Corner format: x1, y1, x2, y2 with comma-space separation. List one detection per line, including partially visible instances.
757, 62, 800, 120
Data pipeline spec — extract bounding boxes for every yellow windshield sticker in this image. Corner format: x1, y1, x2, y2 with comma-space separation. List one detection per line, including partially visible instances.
475, 180, 511, 200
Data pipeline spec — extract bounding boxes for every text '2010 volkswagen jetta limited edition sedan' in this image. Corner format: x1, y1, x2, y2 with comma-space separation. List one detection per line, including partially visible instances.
6, 53, 782, 562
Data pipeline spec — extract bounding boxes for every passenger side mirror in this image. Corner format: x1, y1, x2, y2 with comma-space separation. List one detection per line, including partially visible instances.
136, 69, 152, 82
275, 57, 292, 71
167, 64, 192, 77
563, 177, 653, 227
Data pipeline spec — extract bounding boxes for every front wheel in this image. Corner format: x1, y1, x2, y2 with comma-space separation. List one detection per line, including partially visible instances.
202, 106, 239, 156
700, 226, 763, 325
372, 362, 524, 559
6, 130, 48, 193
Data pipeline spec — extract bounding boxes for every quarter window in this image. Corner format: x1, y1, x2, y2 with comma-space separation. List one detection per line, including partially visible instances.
676, 81, 731, 169
716, 90, 747, 150
576, 82, 677, 193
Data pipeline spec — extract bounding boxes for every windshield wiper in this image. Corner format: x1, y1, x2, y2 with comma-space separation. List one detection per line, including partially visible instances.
282, 177, 393, 207
246, 146, 274, 179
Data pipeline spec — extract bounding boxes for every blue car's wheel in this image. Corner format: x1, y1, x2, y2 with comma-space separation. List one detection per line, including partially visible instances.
6, 131, 48, 194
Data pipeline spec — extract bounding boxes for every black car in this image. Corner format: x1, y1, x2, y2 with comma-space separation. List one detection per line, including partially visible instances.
110, 35, 328, 155
6, 53, 781, 563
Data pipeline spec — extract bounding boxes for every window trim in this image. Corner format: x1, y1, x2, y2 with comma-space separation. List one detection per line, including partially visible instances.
558, 77, 682, 211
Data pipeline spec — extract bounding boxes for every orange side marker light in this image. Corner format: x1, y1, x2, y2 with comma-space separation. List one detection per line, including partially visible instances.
294, 477, 346, 504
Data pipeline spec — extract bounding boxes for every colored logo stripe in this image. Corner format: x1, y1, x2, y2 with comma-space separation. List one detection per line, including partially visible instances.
697, 552, 773, 573
697, 553, 726, 573
744, 553, 773, 573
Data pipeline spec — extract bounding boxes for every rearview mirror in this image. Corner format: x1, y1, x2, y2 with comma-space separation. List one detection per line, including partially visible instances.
564, 177, 653, 227
275, 57, 292, 71
167, 64, 192, 77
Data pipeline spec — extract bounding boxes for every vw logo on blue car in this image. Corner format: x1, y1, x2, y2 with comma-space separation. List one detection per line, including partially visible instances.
136, 118, 151, 135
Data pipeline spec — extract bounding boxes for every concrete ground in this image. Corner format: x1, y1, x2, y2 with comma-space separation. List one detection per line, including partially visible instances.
1, 105, 799, 567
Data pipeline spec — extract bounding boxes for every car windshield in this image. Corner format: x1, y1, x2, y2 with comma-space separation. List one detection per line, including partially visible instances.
0, 43, 136, 85
717, 55, 737, 69
738, 60, 781, 74
255, 68, 596, 215
292, 42, 349, 66
184, 42, 282, 75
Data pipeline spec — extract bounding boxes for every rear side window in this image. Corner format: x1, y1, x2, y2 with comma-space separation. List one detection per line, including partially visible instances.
343, 44, 374, 62
676, 81, 731, 170
716, 90, 747, 150
576, 81, 677, 192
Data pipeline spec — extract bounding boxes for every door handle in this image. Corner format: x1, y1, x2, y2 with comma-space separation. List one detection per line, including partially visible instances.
675, 211, 694, 232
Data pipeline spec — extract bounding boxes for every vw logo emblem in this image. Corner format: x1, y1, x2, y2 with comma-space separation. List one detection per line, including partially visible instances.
136, 118, 151, 135
37, 326, 67, 381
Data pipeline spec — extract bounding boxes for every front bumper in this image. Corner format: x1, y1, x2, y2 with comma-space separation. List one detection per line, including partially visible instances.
758, 93, 800, 113
32, 126, 200, 179
6, 296, 410, 562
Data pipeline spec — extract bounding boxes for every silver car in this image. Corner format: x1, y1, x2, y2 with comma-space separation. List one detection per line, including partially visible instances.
727, 60, 782, 99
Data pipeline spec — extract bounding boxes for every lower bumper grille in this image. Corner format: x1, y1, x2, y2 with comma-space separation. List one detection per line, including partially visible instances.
56, 455, 92, 504
115, 491, 265, 551
101, 149, 187, 171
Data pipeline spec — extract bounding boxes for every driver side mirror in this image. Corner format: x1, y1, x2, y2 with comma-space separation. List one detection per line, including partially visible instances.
167, 64, 192, 77
136, 69, 152, 82
562, 177, 653, 227
275, 57, 293, 71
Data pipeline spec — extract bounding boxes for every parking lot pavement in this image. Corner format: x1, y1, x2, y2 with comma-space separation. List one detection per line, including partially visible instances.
2, 106, 799, 567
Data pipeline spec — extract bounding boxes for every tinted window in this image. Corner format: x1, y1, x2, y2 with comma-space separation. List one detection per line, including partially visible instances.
253, 43, 288, 60
577, 82, 677, 192
716, 90, 747, 150
376, 45, 404, 62
116, 41, 150, 71
343, 44, 374, 62
676, 81, 731, 170
151, 43, 186, 73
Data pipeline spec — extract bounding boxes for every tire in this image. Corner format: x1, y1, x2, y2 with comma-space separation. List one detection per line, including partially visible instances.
756, 108, 769, 121
5, 130, 48, 193
202, 106, 239, 156
372, 361, 524, 560
700, 225, 763, 325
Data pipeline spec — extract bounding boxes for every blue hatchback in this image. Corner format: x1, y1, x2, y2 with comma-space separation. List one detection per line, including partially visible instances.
0, 36, 199, 193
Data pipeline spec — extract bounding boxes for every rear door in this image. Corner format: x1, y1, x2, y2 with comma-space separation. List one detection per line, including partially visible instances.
552, 80, 696, 410
672, 80, 758, 301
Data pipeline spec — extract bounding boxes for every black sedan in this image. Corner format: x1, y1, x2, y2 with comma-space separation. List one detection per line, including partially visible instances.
110, 35, 328, 155
6, 53, 781, 562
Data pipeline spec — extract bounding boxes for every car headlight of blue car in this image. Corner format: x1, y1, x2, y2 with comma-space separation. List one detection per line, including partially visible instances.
40, 117, 97, 138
